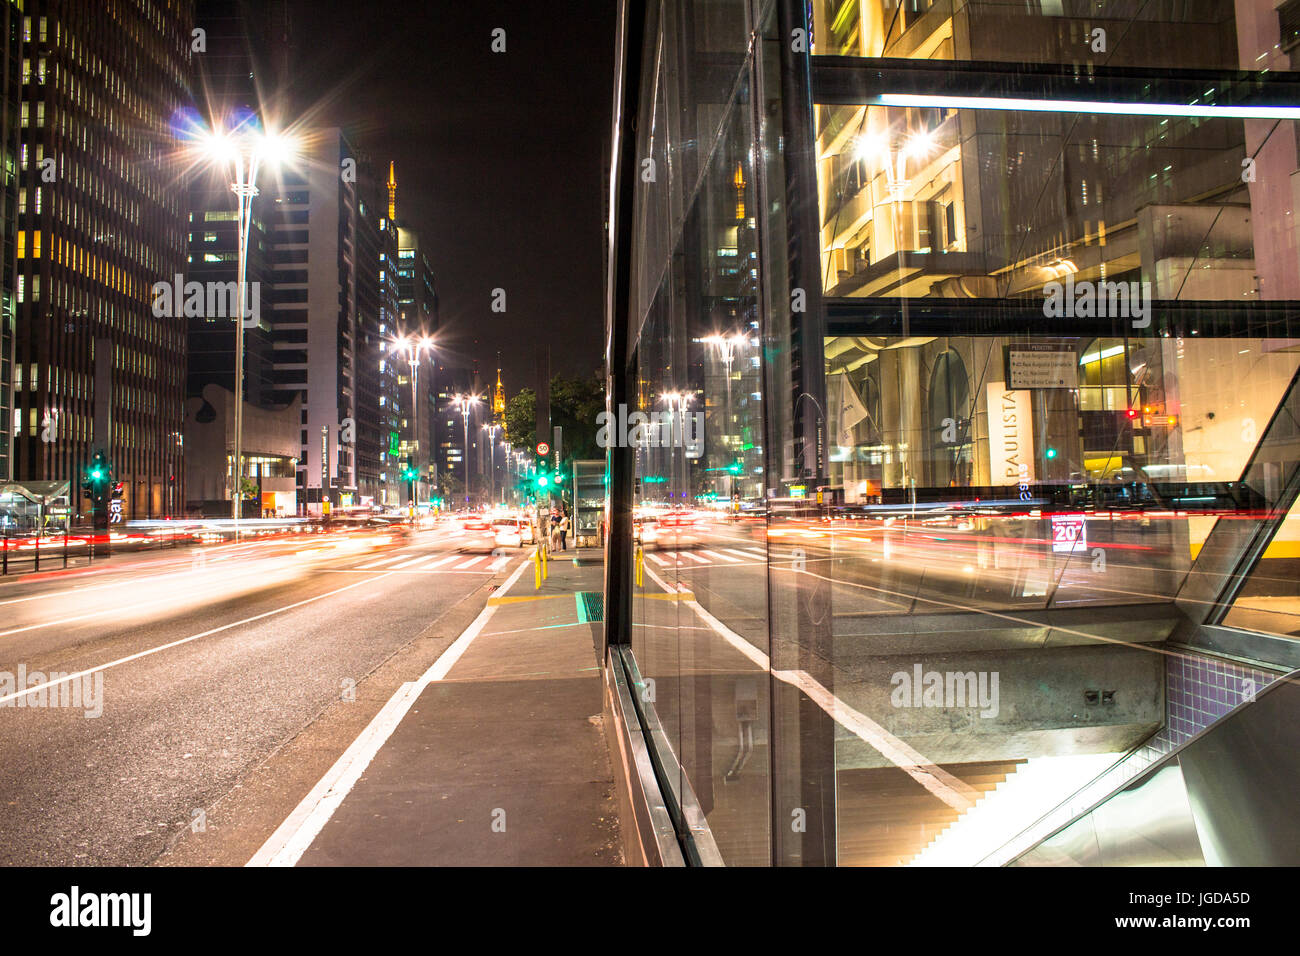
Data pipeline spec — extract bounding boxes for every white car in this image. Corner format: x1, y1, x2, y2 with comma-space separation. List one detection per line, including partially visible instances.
492, 518, 534, 548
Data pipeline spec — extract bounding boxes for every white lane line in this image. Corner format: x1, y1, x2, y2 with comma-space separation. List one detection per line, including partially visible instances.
392, 555, 431, 569
646, 552, 671, 567
248, 556, 531, 867
420, 555, 459, 570
0, 571, 397, 708
701, 550, 740, 563
454, 556, 484, 570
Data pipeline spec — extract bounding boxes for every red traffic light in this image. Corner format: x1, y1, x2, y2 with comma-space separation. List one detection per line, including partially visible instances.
1125, 408, 1139, 419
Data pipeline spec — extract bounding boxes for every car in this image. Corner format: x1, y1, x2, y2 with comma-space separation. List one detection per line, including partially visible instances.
461, 513, 492, 532
492, 517, 534, 548
632, 515, 660, 546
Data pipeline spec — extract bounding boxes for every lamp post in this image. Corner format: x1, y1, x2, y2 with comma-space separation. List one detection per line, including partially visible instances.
661, 391, 693, 504
392, 333, 435, 511
481, 422, 500, 506
452, 393, 481, 507
188, 118, 297, 537
704, 332, 747, 498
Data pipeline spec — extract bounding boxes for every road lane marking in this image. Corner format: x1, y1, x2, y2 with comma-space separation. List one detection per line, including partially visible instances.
723, 549, 759, 560
487, 555, 510, 572
248, 556, 531, 867
646, 553, 670, 567
392, 555, 431, 569
701, 550, 740, 563
355, 554, 409, 569
421, 555, 459, 570
454, 557, 484, 569
0, 571, 398, 708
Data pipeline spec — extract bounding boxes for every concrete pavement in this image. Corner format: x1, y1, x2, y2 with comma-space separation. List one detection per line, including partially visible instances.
280, 549, 624, 866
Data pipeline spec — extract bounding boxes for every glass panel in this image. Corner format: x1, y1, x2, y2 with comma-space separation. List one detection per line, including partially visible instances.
815, 104, 1300, 303
808, 0, 1293, 73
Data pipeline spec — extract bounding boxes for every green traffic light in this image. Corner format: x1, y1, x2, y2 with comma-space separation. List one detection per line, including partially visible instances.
1045, 448, 1058, 460
91, 469, 102, 480
537, 476, 549, 487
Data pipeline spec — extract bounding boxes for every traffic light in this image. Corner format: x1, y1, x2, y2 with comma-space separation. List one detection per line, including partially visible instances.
1044, 447, 1058, 460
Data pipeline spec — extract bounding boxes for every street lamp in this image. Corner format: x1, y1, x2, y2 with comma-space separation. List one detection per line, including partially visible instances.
661, 391, 694, 503
391, 332, 435, 512
451, 393, 482, 507
704, 332, 748, 498
187, 115, 298, 535
481, 422, 501, 506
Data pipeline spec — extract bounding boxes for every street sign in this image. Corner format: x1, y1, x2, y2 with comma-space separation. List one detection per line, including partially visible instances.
536, 442, 550, 456
109, 499, 123, 524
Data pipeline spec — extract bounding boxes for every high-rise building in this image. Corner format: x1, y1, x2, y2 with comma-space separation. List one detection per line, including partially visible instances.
14, 1, 193, 519
265, 127, 368, 514
354, 156, 401, 507
390, 168, 439, 502
0, 1, 23, 485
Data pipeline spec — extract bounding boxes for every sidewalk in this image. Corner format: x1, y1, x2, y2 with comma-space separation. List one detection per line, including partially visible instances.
282, 548, 624, 866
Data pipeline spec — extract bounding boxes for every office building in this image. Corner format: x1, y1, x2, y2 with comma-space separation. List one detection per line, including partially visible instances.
13, 0, 193, 518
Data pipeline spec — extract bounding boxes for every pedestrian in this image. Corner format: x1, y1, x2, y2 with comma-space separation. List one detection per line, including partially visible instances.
559, 511, 569, 551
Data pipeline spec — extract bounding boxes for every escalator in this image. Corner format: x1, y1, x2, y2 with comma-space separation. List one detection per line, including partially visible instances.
1006, 668, 1300, 866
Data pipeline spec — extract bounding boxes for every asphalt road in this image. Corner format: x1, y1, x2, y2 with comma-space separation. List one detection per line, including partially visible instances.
0, 520, 524, 865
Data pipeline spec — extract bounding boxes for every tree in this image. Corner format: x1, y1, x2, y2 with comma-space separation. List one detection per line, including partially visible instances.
503, 373, 605, 463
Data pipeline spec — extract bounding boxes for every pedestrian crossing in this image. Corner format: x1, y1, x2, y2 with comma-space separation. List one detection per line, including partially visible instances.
352, 551, 516, 573
352, 543, 771, 574
643, 546, 767, 569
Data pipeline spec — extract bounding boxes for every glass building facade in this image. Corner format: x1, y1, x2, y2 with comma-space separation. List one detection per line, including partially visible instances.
604, 0, 1300, 865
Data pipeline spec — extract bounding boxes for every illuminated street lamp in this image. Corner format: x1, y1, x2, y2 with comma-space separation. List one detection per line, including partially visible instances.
391, 333, 436, 511
704, 332, 748, 497
186, 116, 298, 535
482, 422, 501, 506
451, 393, 482, 506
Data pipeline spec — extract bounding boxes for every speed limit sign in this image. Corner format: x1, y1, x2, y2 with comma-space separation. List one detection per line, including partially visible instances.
536, 442, 550, 456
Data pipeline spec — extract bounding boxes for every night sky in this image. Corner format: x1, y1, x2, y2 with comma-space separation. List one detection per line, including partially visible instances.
282, 0, 616, 393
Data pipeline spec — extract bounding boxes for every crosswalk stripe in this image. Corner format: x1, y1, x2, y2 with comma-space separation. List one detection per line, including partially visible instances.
701, 550, 740, 563
743, 547, 766, 556
680, 551, 709, 564
723, 548, 759, 560
488, 555, 510, 572
393, 555, 429, 569
358, 554, 407, 569
421, 555, 459, 570
646, 553, 670, 567
455, 556, 484, 569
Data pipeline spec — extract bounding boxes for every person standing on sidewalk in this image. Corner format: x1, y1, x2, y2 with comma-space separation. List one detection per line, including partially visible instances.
559, 509, 569, 551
